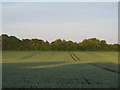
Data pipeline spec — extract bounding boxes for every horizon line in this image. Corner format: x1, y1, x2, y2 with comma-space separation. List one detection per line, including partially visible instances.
1, 33, 119, 44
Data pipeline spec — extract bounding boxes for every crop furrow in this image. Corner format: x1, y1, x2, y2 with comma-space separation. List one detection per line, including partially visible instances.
68, 52, 77, 62
22, 52, 37, 59
103, 64, 118, 69
72, 52, 81, 61
83, 76, 91, 85
90, 64, 120, 74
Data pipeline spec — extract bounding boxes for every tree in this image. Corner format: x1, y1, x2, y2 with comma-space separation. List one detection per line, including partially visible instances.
81, 38, 100, 51
98, 40, 107, 50
112, 44, 120, 51
31, 39, 42, 50
20, 39, 32, 50
50, 39, 64, 51
1, 34, 120, 51
9, 36, 21, 50
2, 34, 10, 50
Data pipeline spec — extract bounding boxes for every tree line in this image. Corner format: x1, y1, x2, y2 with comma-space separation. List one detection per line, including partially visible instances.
1, 34, 120, 51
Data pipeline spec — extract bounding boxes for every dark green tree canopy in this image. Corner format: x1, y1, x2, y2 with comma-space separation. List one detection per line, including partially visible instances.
1, 34, 120, 51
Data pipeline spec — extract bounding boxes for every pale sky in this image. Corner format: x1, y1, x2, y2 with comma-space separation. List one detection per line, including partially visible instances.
2, 2, 118, 44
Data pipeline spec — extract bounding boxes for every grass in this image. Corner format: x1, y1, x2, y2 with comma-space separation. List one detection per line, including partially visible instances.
2, 51, 119, 88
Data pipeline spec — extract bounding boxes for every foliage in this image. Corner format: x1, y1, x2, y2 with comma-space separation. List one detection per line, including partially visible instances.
1, 34, 120, 51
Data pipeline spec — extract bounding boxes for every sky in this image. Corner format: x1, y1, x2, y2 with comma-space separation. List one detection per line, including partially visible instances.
2, 2, 118, 44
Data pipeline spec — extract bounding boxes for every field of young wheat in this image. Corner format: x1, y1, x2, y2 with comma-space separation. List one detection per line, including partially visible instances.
2, 51, 119, 88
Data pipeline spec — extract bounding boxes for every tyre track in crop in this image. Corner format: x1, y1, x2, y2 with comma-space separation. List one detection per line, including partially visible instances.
68, 52, 77, 62
22, 52, 37, 59
102, 64, 118, 69
68, 52, 81, 62
90, 63, 120, 74
70, 52, 119, 74
71, 52, 81, 61
82, 76, 91, 85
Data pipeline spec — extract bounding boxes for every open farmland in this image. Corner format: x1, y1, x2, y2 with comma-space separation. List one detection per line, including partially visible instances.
2, 51, 119, 88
